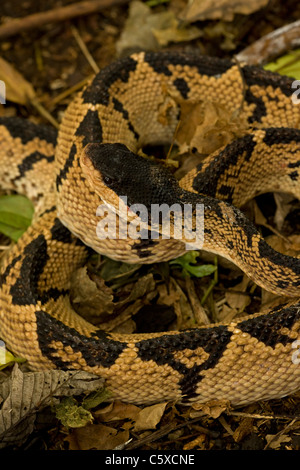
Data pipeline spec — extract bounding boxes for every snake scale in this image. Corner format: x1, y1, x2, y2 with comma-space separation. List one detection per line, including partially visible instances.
0, 51, 300, 406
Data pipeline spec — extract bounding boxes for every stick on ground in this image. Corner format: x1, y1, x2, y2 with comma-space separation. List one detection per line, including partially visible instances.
0, 0, 129, 39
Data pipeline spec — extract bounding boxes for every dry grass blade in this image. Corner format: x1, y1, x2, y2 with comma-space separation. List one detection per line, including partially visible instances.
0, 56, 58, 128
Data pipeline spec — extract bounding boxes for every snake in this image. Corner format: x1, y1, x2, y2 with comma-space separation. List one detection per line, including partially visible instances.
0, 51, 300, 407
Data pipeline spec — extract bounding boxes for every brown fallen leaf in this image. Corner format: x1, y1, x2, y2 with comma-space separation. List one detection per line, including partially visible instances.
190, 399, 231, 419
95, 400, 141, 430
224, 277, 251, 312
273, 193, 296, 231
116, 1, 202, 55
0, 56, 35, 106
180, 0, 269, 23
232, 417, 255, 443
265, 433, 291, 449
174, 99, 248, 156
183, 433, 207, 450
133, 402, 168, 432
71, 267, 156, 329
0, 56, 58, 127
66, 423, 129, 450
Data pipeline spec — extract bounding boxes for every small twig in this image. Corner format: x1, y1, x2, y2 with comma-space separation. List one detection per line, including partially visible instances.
47, 75, 93, 109
236, 19, 300, 65
264, 418, 298, 450
125, 416, 219, 450
201, 257, 218, 305
71, 25, 99, 74
229, 411, 300, 420
185, 277, 210, 325
0, 0, 130, 40
31, 97, 59, 129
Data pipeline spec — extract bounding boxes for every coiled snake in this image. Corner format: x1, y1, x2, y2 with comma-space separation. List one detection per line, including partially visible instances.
0, 51, 300, 406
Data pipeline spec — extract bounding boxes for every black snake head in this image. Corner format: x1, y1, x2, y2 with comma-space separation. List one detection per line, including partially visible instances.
80, 142, 181, 211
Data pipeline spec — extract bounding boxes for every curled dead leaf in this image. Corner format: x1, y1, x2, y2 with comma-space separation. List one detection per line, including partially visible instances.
133, 402, 168, 432
116, 1, 202, 55
66, 423, 129, 450
180, 0, 269, 23
190, 399, 231, 419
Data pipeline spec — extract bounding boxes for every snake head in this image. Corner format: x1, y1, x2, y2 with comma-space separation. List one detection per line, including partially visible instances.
80, 143, 180, 212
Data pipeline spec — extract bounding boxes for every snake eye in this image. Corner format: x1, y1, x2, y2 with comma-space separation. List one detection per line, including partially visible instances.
103, 176, 114, 185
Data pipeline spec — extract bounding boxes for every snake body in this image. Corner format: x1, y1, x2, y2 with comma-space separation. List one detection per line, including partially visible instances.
0, 51, 300, 406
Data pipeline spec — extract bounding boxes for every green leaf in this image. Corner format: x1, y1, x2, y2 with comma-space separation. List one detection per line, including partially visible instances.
264, 48, 300, 79
55, 397, 93, 428
145, 0, 170, 6
99, 256, 141, 283
0, 341, 26, 370
0, 195, 34, 241
82, 388, 111, 410
169, 251, 217, 278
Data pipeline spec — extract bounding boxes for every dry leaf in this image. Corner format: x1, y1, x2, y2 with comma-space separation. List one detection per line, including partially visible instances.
273, 193, 296, 231
191, 399, 230, 418
96, 400, 141, 429
175, 100, 248, 156
180, 0, 269, 23
71, 267, 115, 317
265, 433, 291, 449
232, 417, 254, 443
265, 234, 300, 258
116, 1, 202, 56
183, 433, 206, 450
0, 56, 58, 127
71, 268, 156, 328
133, 402, 168, 432
66, 423, 129, 450
0, 56, 35, 105
225, 276, 251, 312
0, 365, 104, 448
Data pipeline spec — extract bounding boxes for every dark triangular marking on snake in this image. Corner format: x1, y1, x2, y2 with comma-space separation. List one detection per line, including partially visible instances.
241, 65, 293, 98
82, 56, 138, 106
0, 254, 22, 288
191, 135, 256, 201
9, 231, 73, 306
132, 237, 159, 258
14, 151, 54, 181
112, 97, 140, 140
56, 143, 77, 189
0, 116, 57, 145
35, 309, 128, 369
244, 88, 267, 123
173, 78, 190, 99
263, 128, 300, 146
288, 160, 300, 168
237, 304, 300, 347
258, 239, 300, 280
289, 170, 298, 181
9, 234, 49, 305
144, 51, 233, 78
74, 109, 103, 148
136, 326, 232, 400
